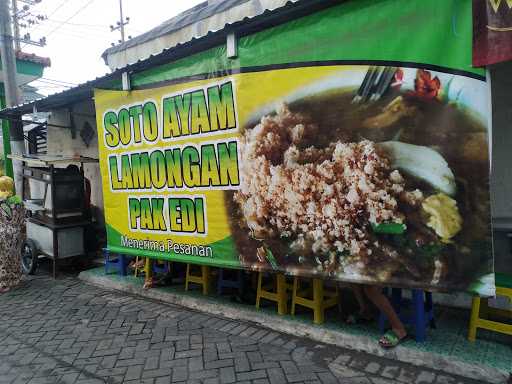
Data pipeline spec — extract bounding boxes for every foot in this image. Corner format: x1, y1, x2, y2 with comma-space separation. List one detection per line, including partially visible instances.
379, 329, 407, 348
132, 259, 145, 269
143, 277, 154, 290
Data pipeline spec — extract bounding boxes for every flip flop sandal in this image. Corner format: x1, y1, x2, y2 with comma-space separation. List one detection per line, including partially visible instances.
379, 330, 407, 349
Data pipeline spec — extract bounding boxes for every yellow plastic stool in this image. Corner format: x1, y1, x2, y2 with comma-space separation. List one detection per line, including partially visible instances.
291, 277, 339, 324
134, 258, 171, 277
256, 272, 289, 315
468, 273, 512, 341
133, 257, 146, 277
185, 264, 211, 295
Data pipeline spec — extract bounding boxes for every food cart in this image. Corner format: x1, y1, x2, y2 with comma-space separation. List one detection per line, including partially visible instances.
9, 154, 98, 278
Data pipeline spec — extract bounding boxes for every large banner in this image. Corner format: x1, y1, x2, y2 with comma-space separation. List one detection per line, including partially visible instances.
95, 63, 494, 295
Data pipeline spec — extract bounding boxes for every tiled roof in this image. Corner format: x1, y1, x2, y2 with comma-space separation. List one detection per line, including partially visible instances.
15, 51, 51, 67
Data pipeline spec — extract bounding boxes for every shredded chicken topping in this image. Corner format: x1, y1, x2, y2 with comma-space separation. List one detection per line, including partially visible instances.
235, 105, 422, 259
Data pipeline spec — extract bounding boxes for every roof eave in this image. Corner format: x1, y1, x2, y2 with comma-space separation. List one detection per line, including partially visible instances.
0, 0, 340, 118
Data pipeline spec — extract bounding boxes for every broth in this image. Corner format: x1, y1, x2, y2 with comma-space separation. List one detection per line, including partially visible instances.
227, 87, 491, 291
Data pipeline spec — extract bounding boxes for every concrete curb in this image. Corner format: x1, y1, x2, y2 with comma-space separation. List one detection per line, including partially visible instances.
79, 270, 509, 384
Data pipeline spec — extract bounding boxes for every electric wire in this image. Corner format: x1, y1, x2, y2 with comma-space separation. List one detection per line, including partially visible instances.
23, 0, 71, 34
44, 18, 110, 29
33, 25, 114, 40
44, 0, 97, 38
33, 80, 75, 88
37, 77, 77, 86
21, 0, 97, 49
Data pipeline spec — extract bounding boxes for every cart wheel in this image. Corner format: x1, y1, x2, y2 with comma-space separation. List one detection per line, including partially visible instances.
21, 239, 38, 275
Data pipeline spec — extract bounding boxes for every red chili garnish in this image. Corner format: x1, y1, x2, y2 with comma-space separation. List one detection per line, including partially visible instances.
414, 69, 441, 99
392, 68, 404, 88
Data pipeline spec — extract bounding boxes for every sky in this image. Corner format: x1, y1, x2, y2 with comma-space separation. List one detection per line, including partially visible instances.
19, 0, 204, 95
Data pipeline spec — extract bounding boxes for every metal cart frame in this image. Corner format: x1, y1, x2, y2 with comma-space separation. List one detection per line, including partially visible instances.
9, 154, 98, 278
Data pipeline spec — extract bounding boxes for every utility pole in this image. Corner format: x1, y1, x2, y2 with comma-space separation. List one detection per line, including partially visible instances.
110, 0, 129, 44
11, 0, 20, 50
0, 0, 20, 107
118, 0, 125, 42
14, 0, 47, 48
0, 0, 23, 184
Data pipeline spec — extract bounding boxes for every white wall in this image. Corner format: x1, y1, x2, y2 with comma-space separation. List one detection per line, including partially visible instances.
46, 100, 104, 225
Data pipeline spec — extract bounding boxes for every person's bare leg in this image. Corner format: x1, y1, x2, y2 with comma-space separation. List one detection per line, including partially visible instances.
363, 285, 406, 338
352, 285, 372, 318
353, 285, 366, 310
143, 258, 154, 289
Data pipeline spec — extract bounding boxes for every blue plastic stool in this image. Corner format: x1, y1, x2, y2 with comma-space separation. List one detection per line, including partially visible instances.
217, 269, 244, 295
103, 248, 128, 276
378, 288, 435, 342
153, 261, 171, 274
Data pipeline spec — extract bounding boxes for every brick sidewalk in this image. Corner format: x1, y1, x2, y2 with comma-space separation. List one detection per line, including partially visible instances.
0, 276, 488, 384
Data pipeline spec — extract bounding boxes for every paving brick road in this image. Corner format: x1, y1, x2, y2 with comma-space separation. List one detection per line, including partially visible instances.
0, 275, 487, 384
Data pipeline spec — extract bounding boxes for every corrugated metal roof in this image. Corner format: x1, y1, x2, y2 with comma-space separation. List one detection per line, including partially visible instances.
103, 0, 301, 70
102, 0, 251, 59
0, 0, 338, 118
0, 72, 117, 117
20, 85, 46, 102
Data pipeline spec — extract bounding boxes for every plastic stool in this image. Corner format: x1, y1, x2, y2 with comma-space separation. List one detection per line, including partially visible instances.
103, 249, 128, 276
468, 273, 512, 341
153, 260, 171, 274
133, 257, 145, 277
378, 288, 434, 342
217, 269, 244, 295
256, 272, 288, 315
133, 258, 170, 277
185, 264, 211, 295
291, 277, 339, 324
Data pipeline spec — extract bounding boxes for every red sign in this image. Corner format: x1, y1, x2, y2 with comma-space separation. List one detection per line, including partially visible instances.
473, 0, 512, 66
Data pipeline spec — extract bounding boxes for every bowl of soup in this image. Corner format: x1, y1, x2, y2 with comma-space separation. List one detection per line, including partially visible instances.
226, 66, 491, 292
